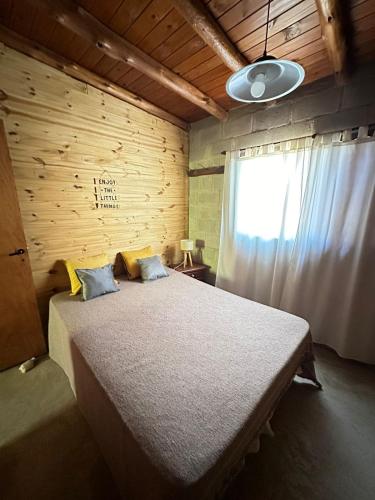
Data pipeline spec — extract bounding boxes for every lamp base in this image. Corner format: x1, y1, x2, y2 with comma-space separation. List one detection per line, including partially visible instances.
183, 251, 193, 268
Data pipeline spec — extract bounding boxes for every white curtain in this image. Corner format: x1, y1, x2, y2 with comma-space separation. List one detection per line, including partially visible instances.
216, 141, 375, 364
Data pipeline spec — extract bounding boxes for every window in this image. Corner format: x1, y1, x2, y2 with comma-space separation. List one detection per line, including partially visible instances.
235, 151, 309, 241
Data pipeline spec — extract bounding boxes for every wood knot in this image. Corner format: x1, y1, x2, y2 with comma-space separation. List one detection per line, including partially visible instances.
0, 104, 10, 115
32, 156, 46, 166
284, 23, 301, 41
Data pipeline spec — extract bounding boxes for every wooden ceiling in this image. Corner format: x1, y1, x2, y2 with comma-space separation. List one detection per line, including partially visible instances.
0, 0, 374, 125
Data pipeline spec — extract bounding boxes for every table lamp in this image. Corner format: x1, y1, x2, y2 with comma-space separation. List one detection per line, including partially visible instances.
180, 239, 193, 268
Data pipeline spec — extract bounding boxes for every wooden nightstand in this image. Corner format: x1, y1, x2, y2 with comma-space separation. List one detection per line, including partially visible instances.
174, 263, 210, 282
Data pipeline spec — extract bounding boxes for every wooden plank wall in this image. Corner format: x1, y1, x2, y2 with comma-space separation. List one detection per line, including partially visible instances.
0, 45, 188, 327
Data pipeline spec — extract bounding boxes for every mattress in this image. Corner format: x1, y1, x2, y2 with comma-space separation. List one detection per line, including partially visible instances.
49, 270, 317, 499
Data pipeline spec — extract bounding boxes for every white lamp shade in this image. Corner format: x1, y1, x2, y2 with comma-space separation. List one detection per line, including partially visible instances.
180, 239, 193, 251
226, 59, 305, 103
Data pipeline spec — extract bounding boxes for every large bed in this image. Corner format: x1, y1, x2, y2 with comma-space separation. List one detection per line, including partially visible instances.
49, 269, 320, 499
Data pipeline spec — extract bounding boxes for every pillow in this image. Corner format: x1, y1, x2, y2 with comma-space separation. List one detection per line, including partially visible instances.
75, 264, 119, 301
64, 253, 109, 295
121, 246, 153, 280
137, 255, 169, 282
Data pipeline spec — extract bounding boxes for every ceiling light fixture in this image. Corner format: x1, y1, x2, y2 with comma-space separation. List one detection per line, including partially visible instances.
226, 0, 305, 103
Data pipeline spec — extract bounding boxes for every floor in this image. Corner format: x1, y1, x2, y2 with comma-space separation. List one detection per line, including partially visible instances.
1, 346, 374, 500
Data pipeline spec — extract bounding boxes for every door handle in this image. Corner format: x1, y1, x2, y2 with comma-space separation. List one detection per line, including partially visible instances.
8, 248, 26, 256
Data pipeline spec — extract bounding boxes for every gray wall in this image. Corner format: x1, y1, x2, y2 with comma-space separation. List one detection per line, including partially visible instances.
188, 62, 375, 278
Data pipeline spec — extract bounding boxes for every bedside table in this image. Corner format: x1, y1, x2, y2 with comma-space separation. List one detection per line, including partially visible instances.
174, 263, 210, 282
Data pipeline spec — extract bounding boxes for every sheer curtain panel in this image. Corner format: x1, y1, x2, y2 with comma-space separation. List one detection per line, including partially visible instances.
216, 141, 375, 364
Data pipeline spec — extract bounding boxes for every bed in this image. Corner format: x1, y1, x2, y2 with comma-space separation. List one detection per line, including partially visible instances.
49, 269, 320, 499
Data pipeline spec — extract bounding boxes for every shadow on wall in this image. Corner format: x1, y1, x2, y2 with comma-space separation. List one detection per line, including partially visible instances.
195, 238, 205, 264
193, 238, 217, 285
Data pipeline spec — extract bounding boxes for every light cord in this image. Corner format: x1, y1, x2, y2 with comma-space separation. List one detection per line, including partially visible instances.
263, 0, 271, 57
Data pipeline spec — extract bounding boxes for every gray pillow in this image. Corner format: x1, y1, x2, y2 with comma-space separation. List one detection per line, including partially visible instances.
76, 264, 119, 301
137, 255, 169, 282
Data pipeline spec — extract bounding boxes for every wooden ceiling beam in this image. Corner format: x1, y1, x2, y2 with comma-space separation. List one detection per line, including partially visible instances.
28, 0, 228, 121
171, 0, 247, 72
315, 0, 354, 75
0, 25, 189, 130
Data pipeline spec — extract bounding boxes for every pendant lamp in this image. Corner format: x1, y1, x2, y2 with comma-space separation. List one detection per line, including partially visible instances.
226, 0, 305, 103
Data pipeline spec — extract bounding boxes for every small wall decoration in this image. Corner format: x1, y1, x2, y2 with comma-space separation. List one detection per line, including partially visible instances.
93, 170, 120, 209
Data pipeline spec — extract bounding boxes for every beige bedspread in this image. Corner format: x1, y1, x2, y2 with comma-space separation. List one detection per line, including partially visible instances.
49, 270, 316, 499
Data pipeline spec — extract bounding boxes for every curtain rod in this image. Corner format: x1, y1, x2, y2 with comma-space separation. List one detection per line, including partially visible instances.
220, 133, 316, 155
220, 123, 375, 154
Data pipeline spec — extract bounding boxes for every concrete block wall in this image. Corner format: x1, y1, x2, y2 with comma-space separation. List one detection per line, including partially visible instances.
189, 174, 223, 283
188, 62, 375, 279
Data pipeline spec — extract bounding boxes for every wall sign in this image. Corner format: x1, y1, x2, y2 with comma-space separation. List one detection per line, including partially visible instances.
93, 171, 120, 209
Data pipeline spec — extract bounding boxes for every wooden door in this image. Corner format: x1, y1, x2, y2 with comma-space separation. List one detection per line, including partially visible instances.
0, 121, 46, 370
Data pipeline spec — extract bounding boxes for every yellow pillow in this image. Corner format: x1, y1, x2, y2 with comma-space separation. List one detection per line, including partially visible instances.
121, 246, 153, 280
64, 253, 109, 295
